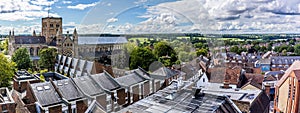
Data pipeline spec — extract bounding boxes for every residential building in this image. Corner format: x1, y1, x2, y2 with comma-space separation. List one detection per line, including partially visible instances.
274, 61, 300, 113
115, 70, 152, 105
13, 70, 40, 92
271, 56, 300, 71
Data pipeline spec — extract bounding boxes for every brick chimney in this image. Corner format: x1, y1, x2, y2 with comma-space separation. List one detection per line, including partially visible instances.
221, 80, 231, 89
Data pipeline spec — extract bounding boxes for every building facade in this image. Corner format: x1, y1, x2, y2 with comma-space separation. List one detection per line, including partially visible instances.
274, 61, 300, 113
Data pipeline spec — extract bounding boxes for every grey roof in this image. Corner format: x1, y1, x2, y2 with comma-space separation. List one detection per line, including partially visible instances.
271, 56, 300, 65
30, 82, 61, 106
72, 76, 104, 96
115, 72, 147, 87
151, 67, 178, 79
181, 64, 198, 80
257, 59, 271, 65
15, 70, 39, 81
91, 73, 121, 91
117, 83, 240, 113
53, 79, 83, 101
85, 100, 106, 113
14, 36, 46, 44
78, 36, 127, 45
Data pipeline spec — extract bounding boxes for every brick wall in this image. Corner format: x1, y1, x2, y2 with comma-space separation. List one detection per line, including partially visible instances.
143, 81, 150, 97
0, 103, 16, 113
96, 94, 107, 111
48, 105, 62, 113
76, 99, 88, 113
117, 89, 126, 105
132, 85, 140, 103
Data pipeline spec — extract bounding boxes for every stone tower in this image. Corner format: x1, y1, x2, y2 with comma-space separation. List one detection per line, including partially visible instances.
41, 17, 62, 44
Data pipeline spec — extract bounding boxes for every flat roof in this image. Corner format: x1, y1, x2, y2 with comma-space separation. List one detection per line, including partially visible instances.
118, 81, 240, 113
201, 82, 261, 104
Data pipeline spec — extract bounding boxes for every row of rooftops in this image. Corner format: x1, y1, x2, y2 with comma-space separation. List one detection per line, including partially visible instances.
30, 69, 152, 107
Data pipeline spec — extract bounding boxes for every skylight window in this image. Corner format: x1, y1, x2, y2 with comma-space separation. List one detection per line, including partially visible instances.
37, 87, 43, 91
44, 86, 50, 90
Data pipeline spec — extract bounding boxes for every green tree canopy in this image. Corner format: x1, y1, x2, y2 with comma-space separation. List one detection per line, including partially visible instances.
229, 45, 239, 53
0, 53, 16, 87
153, 41, 178, 66
12, 48, 31, 70
196, 48, 208, 56
295, 44, 300, 55
129, 47, 157, 71
38, 48, 57, 71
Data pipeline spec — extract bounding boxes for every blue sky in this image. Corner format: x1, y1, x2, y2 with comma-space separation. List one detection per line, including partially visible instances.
1, 0, 300, 34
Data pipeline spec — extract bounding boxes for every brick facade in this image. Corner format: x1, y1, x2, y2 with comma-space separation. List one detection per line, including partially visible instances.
76, 100, 88, 113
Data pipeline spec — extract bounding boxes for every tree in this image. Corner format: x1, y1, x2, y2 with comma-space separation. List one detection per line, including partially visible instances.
1, 39, 8, 54
229, 46, 239, 53
129, 47, 157, 71
0, 53, 16, 87
38, 48, 57, 71
196, 48, 208, 56
295, 44, 300, 55
153, 41, 178, 66
12, 48, 32, 70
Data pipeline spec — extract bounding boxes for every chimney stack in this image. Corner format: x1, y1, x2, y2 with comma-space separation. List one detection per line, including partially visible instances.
221, 80, 231, 89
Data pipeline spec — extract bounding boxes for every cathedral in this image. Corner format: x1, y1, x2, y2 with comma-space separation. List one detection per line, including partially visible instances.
8, 17, 127, 64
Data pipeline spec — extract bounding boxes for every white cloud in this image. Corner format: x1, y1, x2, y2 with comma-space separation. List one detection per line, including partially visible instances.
30, 0, 58, 6
62, 1, 72, 4
134, 0, 147, 4
107, 3, 112, 6
67, 2, 98, 10
132, 0, 300, 33
106, 18, 118, 23
0, 0, 59, 21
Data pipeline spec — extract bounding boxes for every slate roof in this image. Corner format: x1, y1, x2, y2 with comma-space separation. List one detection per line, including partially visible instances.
249, 91, 270, 113
181, 64, 198, 80
53, 79, 83, 101
151, 67, 178, 79
78, 36, 127, 45
244, 73, 264, 84
257, 59, 271, 65
72, 76, 104, 96
91, 73, 121, 91
276, 61, 300, 87
208, 67, 226, 83
115, 72, 148, 87
117, 82, 241, 113
271, 56, 300, 65
85, 100, 106, 113
30, 82, 61, 106
14, 36, 46, 44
